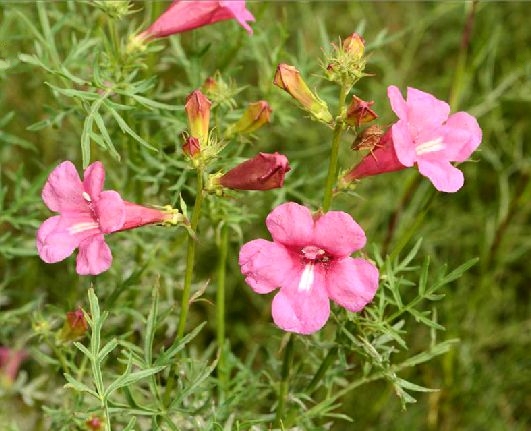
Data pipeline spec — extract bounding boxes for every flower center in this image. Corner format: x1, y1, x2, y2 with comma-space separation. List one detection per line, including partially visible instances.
301, 245, 328, 262
415, 136, 444, 156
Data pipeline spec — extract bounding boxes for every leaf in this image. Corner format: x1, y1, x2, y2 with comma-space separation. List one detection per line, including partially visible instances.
63, 373, 98, 398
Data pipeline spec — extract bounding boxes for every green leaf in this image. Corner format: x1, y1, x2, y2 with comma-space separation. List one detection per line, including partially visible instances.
63, 373, 98, 398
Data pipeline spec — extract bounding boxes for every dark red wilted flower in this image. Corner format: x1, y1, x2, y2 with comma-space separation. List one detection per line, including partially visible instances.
182, 136, 201, 159
345, 95, 377, 127
219, 152, 290, 190
139, 0, 255, 39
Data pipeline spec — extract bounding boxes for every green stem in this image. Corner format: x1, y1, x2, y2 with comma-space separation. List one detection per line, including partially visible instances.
275, 334, 295, 427
163, 169, 203, 407
322, 85, 348, 212
216, 224, 229, 400
177, 169, 204, 338
305, 346, 338, 394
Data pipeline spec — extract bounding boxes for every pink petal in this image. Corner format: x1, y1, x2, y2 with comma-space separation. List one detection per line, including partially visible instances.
271, 269, 330, 334
239, 239, 301, 294
96, 190, 125, 233
36, 216, 78, 263
83, 161, 105, 200
405, 87, 450, 133
417, 158, 464, 192
76, 235, 112, 275
391, 120, 417, 167
266, 202, 314, 249
41, 161, 86, 213
326, 257, 379, 312
220, 0, 255, 34
442, 112, 482, 162
387, 85, 408, 120
313, 211, 366, 257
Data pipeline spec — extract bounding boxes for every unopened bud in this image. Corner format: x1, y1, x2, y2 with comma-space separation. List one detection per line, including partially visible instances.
86, 416, 103, 431
185, 90, 211, 145
183, 136, 201, 158
343, 33, 365, 61
57, 308, 88, 343
274, 64, 333, 123
346, 95, 377, 128
216, 152, 291, 191
226, 101, 272, 136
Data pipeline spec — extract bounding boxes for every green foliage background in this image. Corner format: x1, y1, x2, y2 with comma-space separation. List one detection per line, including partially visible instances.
1, 1, 530, 430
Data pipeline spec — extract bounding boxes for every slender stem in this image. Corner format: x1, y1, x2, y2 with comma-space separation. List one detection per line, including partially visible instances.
177, 170, 204, 338
163, 170, 204, 407
305, 346, 338, 394
322, 86, 347, 212
216, 224, 229, 400
275, 334, 295, 427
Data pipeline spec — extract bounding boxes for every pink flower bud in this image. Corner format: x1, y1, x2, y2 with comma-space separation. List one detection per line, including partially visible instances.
185, 90, 212, 145
0, 347, 27, 386
182, 136, 201, 158
345, 95, 378, 127
343, 130, 406, 182
219, 152, 290, 190
226, 101, 272, 136
274, 64, 333, 123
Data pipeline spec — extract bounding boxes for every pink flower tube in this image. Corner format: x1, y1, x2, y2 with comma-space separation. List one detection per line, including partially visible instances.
239, 202, 379, 334
346, 86, 482, 192
140, 0, 255, 39
36, 161, 180, 275
0, 347, 27, 385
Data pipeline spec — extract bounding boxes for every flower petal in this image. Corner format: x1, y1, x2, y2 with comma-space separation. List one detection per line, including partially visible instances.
76, 235, 112, 275
405, 87, 450, 133
313, 211, 366, 257
391, 120, 416, 167
266, 202, 314, 249
239, 239, 301, 294
387, 85, 408, 120
271, 273, 330, 334
96, 190, 125, 233
41, 161, 86, 213
417, 158, 464, 192
220, 0, 255, 34
442, 112, 482, 162
36, 216, 78, 263
83, 161, 105, 200
326, 257, 379, 312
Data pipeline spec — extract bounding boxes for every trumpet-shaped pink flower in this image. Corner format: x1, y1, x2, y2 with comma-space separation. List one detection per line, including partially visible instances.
0, 347, 27, 386
346, 86, 482, 193
239, 202, 379, 334
140, 0, 255, 39
37, 161, 179, 275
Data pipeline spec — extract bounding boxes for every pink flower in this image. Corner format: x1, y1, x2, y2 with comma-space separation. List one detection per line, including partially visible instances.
346, 86, 482, 192
239, 202, 379, 334
140, 0, 255, 39
37, 161, 180, 275
0, 347, 27, 385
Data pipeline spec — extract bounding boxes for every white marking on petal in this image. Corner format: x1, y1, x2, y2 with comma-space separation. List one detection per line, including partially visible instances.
82, 191, 92, 202
298, 263, 315, 292
68, 221, 99, 234
416, 137, 444, 156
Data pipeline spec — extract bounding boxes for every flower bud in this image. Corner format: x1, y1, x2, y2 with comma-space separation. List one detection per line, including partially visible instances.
217, 152, 290, 190
185, 90, 212, 145
0, 347, 27, 387
183, 136, 201, 158
343, 33, 365, 62
225, 101, 272, 136
57, 308, 88, 343
274, 64, 333, 123
345, 95, 377, 127
86, 416, 103, 431
342, 130, 406, 183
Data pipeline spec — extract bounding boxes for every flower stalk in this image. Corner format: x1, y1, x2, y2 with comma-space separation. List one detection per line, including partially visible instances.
216, 223, 229, 400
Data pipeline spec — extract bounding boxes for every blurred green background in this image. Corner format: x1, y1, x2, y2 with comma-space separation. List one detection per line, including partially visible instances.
1, 1, 530, 430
